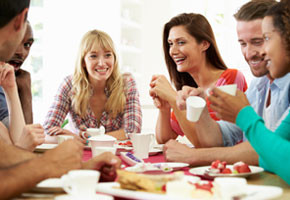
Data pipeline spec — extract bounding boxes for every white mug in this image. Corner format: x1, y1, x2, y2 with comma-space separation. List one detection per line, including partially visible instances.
130, 133, 154, 159
186, 96, 206, 122
216, 84, 237, 96
82, 126, 105, 138
61, 170, 100, 200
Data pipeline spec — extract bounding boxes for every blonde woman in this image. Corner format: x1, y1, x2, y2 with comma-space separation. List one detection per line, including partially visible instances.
44, 30, 142, 141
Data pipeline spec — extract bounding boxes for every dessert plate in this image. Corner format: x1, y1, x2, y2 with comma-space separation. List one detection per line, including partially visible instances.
189, 165, 264, 178
32, 178, 63, 193
95, 182, 282, 200
55, 193, 113, 200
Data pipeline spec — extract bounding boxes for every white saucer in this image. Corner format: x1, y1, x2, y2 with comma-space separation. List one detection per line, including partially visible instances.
54, 193, 113, 200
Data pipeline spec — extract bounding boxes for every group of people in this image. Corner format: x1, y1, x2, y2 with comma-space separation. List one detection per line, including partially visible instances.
0, 0, 289, 198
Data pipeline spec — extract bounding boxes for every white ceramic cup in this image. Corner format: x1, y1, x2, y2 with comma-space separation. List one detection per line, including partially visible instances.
186, 96, 206, 122
61, 170, 100, 200
216, 84, 237, 96
88, 135, 116, 148
130, 133, 154, 159
83, 126, 105, 138
92, 146, 117, 157
57, 135, 74, 144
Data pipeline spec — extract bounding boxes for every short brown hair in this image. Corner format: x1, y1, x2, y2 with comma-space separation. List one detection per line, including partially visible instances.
234, 0, 277, 21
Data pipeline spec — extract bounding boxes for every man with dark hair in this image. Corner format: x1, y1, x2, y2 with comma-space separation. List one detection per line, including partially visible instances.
0, 22, 34, 128
0, 1, 120, 199
164, 0, 290, 166
0, 0, 30, 61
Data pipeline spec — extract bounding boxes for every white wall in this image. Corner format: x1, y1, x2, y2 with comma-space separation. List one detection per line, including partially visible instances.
26, 0, 253, 133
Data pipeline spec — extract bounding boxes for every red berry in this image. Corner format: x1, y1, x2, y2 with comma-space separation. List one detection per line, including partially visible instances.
211, 160, 221, 169
221, 168, 232, 174
161, 184, 166, 192
126, 141, 133, 146
194, 182, 213, 192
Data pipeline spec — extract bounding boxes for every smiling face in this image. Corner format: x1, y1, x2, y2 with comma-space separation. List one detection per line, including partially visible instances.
168, 25, 207, 73
8, 23, 34, 72
237, 19, 269, 77
262, 16, 290, 79
84, 45, 115, 83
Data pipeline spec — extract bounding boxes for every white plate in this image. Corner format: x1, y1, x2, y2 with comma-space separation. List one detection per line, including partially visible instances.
153, 144, 164, 151
96, 182, 282, 200
34, 143, 58, 153
125, 162, 189, 173
149, 148, 163, 156
189, 165, 264, 178
55, 194, 113, 200
32, 178, 63, 193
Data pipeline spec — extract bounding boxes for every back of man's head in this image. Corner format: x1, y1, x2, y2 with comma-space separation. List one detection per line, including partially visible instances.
0, 0, 30, 28
234, 0, 277, 21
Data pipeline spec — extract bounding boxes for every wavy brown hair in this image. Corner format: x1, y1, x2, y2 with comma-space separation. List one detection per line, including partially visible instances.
163, 13, 227, 90
72, 30, 125, 118
265, 0, 290, 56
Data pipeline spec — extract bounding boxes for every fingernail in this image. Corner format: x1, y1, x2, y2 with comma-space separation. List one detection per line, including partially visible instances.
86, 140, 89, 145
88, 136, 91, 138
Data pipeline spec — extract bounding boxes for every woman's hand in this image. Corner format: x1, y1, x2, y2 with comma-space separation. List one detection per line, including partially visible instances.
149, 75, 177, 108
15, 124, 45, 151
47, 126, 86, 144
0, 63, 17, 89
176, 86, 205, 110
208, 89, 250, 123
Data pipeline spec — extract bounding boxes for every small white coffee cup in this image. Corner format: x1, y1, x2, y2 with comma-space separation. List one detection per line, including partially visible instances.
57, 135, 74, 144
82, 126, 105, 138
216, 84, 237, 96
92, 146, 117, 157
186, 96, 206, 122
61, 170, 100, 199
131, 133, 154, 159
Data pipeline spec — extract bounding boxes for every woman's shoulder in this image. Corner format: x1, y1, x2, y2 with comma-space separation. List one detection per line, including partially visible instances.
58, 75, 73, 92
221, 68, 246, 79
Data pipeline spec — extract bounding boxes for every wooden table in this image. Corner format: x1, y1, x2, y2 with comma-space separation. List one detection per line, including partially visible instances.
15, 150, 290, 200
247, 171, 290, 200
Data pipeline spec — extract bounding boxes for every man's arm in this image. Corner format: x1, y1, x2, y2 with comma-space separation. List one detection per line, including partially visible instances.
0, 139, 36, 167
164, 140, 259, 166
194, 108, 224, 147
0, 140, 83, 200
16, 69, 33, 124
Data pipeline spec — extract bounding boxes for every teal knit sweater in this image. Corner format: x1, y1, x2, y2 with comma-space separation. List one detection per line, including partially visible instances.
236, 106, 290, 185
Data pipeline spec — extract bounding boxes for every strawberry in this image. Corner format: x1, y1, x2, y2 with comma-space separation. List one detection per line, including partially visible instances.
194, 182, 213, 192
211, 160, 226, 172
161, 184, 166, 192
221, 168, 232, 174
211, 160, 221, 169
233, 161, 251, 173
126, 141, 133, 146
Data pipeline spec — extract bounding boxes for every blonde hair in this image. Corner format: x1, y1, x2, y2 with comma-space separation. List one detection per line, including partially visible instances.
71, 29, 126, 118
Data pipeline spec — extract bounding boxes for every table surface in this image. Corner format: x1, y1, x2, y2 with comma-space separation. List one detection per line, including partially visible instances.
15, 149, 290, 200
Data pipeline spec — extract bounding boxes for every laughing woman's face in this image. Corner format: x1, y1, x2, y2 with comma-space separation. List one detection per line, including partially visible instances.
262, 16, 290, 78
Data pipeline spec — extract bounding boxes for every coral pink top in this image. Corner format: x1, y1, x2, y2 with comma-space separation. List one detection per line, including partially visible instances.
171, 69, 248, 136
